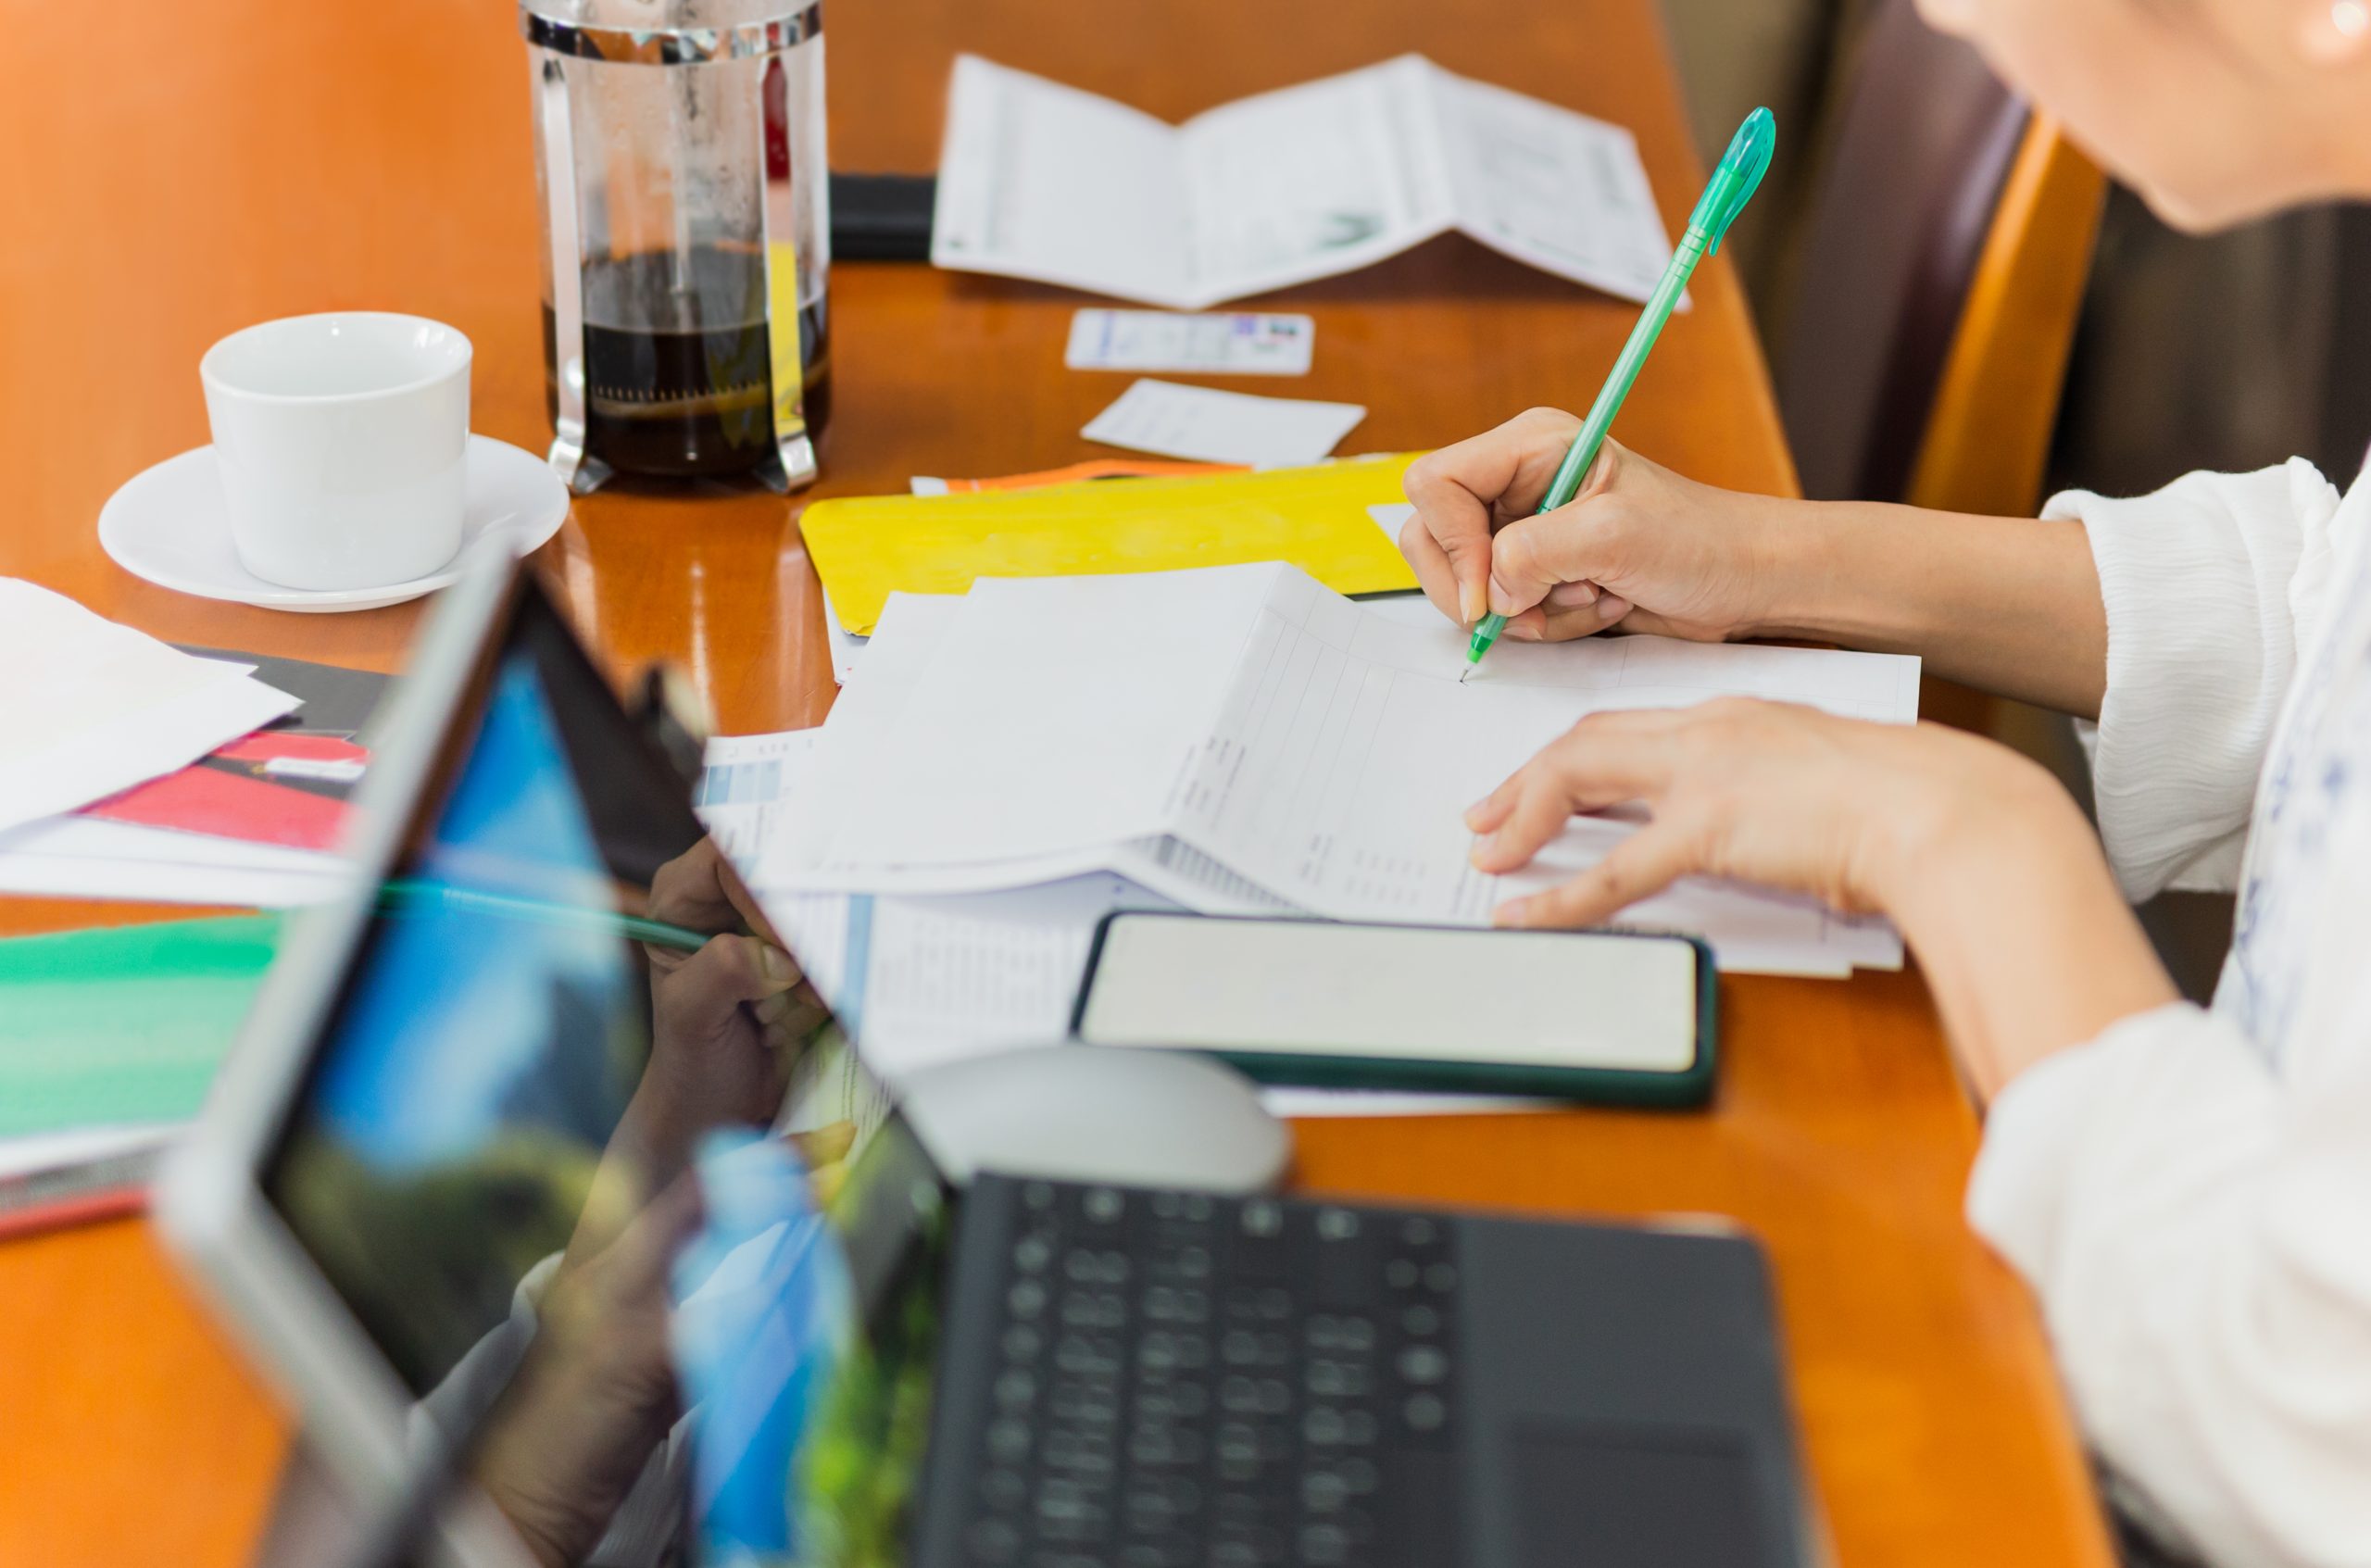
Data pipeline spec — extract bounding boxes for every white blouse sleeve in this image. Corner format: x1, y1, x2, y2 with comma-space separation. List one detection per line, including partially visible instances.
2047, 460, 2344, 900
1966, 1003, 2371, 1568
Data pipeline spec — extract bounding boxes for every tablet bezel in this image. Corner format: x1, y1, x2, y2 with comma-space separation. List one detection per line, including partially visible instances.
156, 558, 562, 1568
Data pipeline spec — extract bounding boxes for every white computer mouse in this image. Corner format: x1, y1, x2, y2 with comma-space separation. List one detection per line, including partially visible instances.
896, 1044, 1291, 1195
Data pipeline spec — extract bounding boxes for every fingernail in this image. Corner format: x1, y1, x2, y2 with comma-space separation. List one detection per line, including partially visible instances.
1548, 581, 1598, 608
1461, 584, 1485, 624
1464, 799, 1492, 827
755, 941, 796, 984
1507, 621, 1540, 641
1597, 595, 1630, 621
1469, 832, 1499, 865
1492, 898, 1528, 928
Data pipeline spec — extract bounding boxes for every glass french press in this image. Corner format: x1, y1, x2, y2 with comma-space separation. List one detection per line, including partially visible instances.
521, 0, 830, 494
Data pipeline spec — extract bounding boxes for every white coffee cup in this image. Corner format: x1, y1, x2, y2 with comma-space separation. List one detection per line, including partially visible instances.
200, 312, 472, 591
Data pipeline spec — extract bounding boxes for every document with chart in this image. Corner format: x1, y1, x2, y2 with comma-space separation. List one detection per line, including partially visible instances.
932, 55, 1675, 309
762, 565, 1919, 975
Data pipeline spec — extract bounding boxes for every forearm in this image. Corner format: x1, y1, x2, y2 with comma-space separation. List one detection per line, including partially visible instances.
1881, 796, 2176, 1101
1752, 500, 2109, 720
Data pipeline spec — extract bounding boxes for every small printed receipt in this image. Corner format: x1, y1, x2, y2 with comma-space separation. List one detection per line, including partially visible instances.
1081, 379, 1366, 468
1065, 309, 1316, 376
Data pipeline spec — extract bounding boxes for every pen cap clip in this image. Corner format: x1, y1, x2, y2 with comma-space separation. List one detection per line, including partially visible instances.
1685, 107, 1776, 257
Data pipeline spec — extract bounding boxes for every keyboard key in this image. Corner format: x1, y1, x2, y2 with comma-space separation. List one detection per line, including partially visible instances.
1302, 1469, 1349, 1512
1397, 1346, 1449, 1386
1307, 1360, 1367, 1398
1300, 1523, 1352, 1564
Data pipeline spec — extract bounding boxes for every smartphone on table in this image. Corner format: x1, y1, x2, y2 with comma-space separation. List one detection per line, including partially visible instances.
1071, 912, 1715, 1105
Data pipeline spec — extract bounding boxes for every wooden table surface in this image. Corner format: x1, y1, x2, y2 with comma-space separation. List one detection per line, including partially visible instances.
0, 2, 2113, 1565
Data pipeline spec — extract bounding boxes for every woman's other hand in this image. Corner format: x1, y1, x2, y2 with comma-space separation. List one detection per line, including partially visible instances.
1466, 699, 2176, 1093
1466, 701, 2039, 924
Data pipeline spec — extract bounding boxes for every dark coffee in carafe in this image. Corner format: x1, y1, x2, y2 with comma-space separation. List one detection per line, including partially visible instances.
540, 245, 832, 480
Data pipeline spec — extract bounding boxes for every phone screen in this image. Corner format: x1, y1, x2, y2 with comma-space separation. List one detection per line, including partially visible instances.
1075, 915, 1701, 1074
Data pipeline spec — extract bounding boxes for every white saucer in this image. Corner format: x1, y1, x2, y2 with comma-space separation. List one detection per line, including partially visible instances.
98, 435, 571, 613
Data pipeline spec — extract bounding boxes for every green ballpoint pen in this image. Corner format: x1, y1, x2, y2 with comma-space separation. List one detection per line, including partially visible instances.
1462, 106, 1777, 678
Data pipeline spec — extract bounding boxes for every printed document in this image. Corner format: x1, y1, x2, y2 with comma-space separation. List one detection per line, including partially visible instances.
702, 729, 1521, 1116
934, 55, 1673, 309
0, 579, 299, 836
1082, 380, 1366, 467
765, 565, 1917, 974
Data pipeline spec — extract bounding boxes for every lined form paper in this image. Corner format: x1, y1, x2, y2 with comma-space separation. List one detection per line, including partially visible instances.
771, 563, 1918, 972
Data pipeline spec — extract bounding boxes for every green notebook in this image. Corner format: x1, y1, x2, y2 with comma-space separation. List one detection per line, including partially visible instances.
0, 915, 285, 1139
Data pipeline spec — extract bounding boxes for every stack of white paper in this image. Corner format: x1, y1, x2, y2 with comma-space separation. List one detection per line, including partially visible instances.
0, 582, 349, 905
0, 581, 300, 835
699, 567, 1918, 1120
934, 56, 1676, 309
698, 729, 1533, 1119
0, 814, 349, 906
760, 563, 1915, 977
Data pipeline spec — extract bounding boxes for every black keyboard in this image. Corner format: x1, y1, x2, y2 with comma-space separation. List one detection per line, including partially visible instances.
928, 1176, 1466, 1568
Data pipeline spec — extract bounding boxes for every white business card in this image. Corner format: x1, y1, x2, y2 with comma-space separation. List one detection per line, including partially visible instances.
1081, 380, 1366, 468
1065, 309, 1316, 376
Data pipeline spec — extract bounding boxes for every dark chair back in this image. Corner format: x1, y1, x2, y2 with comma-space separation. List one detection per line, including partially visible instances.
1775, 0, 2028, 502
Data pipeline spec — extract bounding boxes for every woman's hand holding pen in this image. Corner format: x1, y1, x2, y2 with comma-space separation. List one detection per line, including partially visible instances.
1399, 408, 1788, 646
1401, 404, 2117, 716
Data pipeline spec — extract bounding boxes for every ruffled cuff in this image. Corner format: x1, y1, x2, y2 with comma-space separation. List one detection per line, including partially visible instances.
2047, 460, 2340, 900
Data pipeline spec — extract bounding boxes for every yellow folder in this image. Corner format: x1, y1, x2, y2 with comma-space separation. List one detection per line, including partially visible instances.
799, 454, 1424, 635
